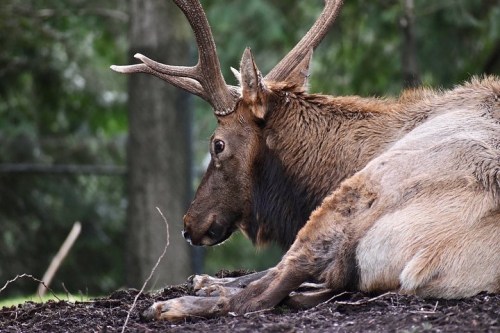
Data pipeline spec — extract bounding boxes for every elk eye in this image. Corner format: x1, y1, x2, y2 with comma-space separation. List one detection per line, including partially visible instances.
213, 139, 225, 154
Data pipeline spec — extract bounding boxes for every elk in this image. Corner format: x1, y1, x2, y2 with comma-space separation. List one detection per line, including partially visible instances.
112, 0, 500, 321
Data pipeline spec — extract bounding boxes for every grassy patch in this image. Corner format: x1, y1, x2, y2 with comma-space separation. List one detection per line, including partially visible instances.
0, 294, 93, 307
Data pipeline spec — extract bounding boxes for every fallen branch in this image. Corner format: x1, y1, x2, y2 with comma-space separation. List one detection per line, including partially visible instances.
38, 222, 82, 297
121, 207, 170, 333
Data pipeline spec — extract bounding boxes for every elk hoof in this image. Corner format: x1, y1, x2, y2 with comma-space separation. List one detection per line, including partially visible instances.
189, 274, 213, 291
140, 299, 188, 322
141, 296, 229, 321
140, 303, 160, 321
195, 285, 243, 297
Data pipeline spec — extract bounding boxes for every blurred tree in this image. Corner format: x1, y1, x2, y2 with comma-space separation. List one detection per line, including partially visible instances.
125, 0, 192, 287
401, 0, 421, 88
0, 0, 128, 295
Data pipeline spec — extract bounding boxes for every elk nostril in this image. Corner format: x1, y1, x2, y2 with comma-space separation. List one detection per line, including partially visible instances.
182, 230, 191, 241
206, 222, 224, 240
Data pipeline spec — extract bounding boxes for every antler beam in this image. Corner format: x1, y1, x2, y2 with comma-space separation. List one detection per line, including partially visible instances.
265, 0, 344, 82
111, 0, 343, 115
111, 0, 238, 116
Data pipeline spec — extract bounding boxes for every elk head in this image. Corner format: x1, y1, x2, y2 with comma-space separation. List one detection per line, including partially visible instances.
111, 0, 343, 246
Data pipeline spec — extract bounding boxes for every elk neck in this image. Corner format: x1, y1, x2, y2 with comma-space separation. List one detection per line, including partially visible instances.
248, 84, 430, 250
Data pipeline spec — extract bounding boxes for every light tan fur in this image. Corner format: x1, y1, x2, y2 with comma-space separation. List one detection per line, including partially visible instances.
292, 77, 500, 298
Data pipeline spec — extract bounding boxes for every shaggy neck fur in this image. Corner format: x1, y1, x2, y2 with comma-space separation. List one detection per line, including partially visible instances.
249, 83, 434, 249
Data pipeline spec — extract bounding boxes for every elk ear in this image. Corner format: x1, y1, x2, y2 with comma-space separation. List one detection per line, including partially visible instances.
285, 49, 313, 89
240, 47, 267, 119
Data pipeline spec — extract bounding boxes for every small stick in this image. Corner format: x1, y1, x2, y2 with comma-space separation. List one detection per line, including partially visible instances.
320, 291, 350, 306
409, 300, 440, 314
296, 291, 351, 313
61, 282, 74, 301
409, 310, 438, 315
0, 274, 60, 301
433, 300, 439, 312
120, 207, 170, 333
335, 292, 397, 306
228, 307, 273, 318
37, 222, 82, 297
242, 308, 273, 318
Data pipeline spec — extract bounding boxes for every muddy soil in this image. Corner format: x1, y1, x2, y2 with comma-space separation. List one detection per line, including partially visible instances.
1, 274, 498, 332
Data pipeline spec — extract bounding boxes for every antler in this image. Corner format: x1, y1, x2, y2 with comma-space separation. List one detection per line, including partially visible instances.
111, 0, 239, 116
111, 0, 344, 115
265, 0, 344, 82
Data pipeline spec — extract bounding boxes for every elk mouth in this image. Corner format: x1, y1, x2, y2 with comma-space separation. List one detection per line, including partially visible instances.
183, 214, 239, 247
203, 222, 234, 246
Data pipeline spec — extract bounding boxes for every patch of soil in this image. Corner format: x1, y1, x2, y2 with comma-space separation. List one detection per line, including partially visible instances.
1, 278, 498, 332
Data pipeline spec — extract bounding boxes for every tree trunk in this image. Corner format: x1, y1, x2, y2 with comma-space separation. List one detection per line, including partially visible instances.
400, 0, 421, 88
126, 0, 192, 288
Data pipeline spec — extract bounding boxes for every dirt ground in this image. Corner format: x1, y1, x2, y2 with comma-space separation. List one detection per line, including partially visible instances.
1, 273, 499, 333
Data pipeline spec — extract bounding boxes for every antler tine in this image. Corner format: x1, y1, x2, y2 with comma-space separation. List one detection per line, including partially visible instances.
265, 0, 344, 82
111, 0, 238, 116
110, 60, 240, 108
111, 62, 208, 100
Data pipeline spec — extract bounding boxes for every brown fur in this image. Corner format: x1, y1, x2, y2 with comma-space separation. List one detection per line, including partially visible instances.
224, 77, 500, 314
115, 0, 500, 321
153, 75, 500, 320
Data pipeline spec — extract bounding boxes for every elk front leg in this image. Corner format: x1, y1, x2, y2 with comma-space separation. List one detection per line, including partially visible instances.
228, 175, 377, 314
227, 231, 351, 314
227, 263, 308, 314
142, 272, 270, 321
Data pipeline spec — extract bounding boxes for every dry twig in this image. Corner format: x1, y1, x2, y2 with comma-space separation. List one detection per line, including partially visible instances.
227, 307, 274, 318
335, 292, 397, 306
120, 207, 170, 333
320, 291, 350, 306
0, 274, 60, 301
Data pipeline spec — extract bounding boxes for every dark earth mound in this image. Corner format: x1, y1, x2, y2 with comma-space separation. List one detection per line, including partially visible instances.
1, 274, 499, 332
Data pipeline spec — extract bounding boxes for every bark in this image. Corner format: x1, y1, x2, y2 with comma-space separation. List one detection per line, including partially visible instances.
400, 0, 421, 88
126, 0, 192, 288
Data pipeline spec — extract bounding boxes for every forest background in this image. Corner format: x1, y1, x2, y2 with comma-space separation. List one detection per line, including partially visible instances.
0, 0, 499, 298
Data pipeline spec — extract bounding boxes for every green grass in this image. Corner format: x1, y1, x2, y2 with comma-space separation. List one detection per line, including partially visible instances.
0, 293, 93, 307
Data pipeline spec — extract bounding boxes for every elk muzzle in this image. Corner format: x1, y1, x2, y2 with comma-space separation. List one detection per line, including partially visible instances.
182, 212, 233, 246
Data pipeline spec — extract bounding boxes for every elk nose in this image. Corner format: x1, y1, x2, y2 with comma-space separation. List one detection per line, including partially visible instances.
182, 229, 192, 244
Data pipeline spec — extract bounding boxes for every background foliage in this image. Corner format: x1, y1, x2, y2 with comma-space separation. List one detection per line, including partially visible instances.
0, 0, 128, 295
1, 0, 499, 296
